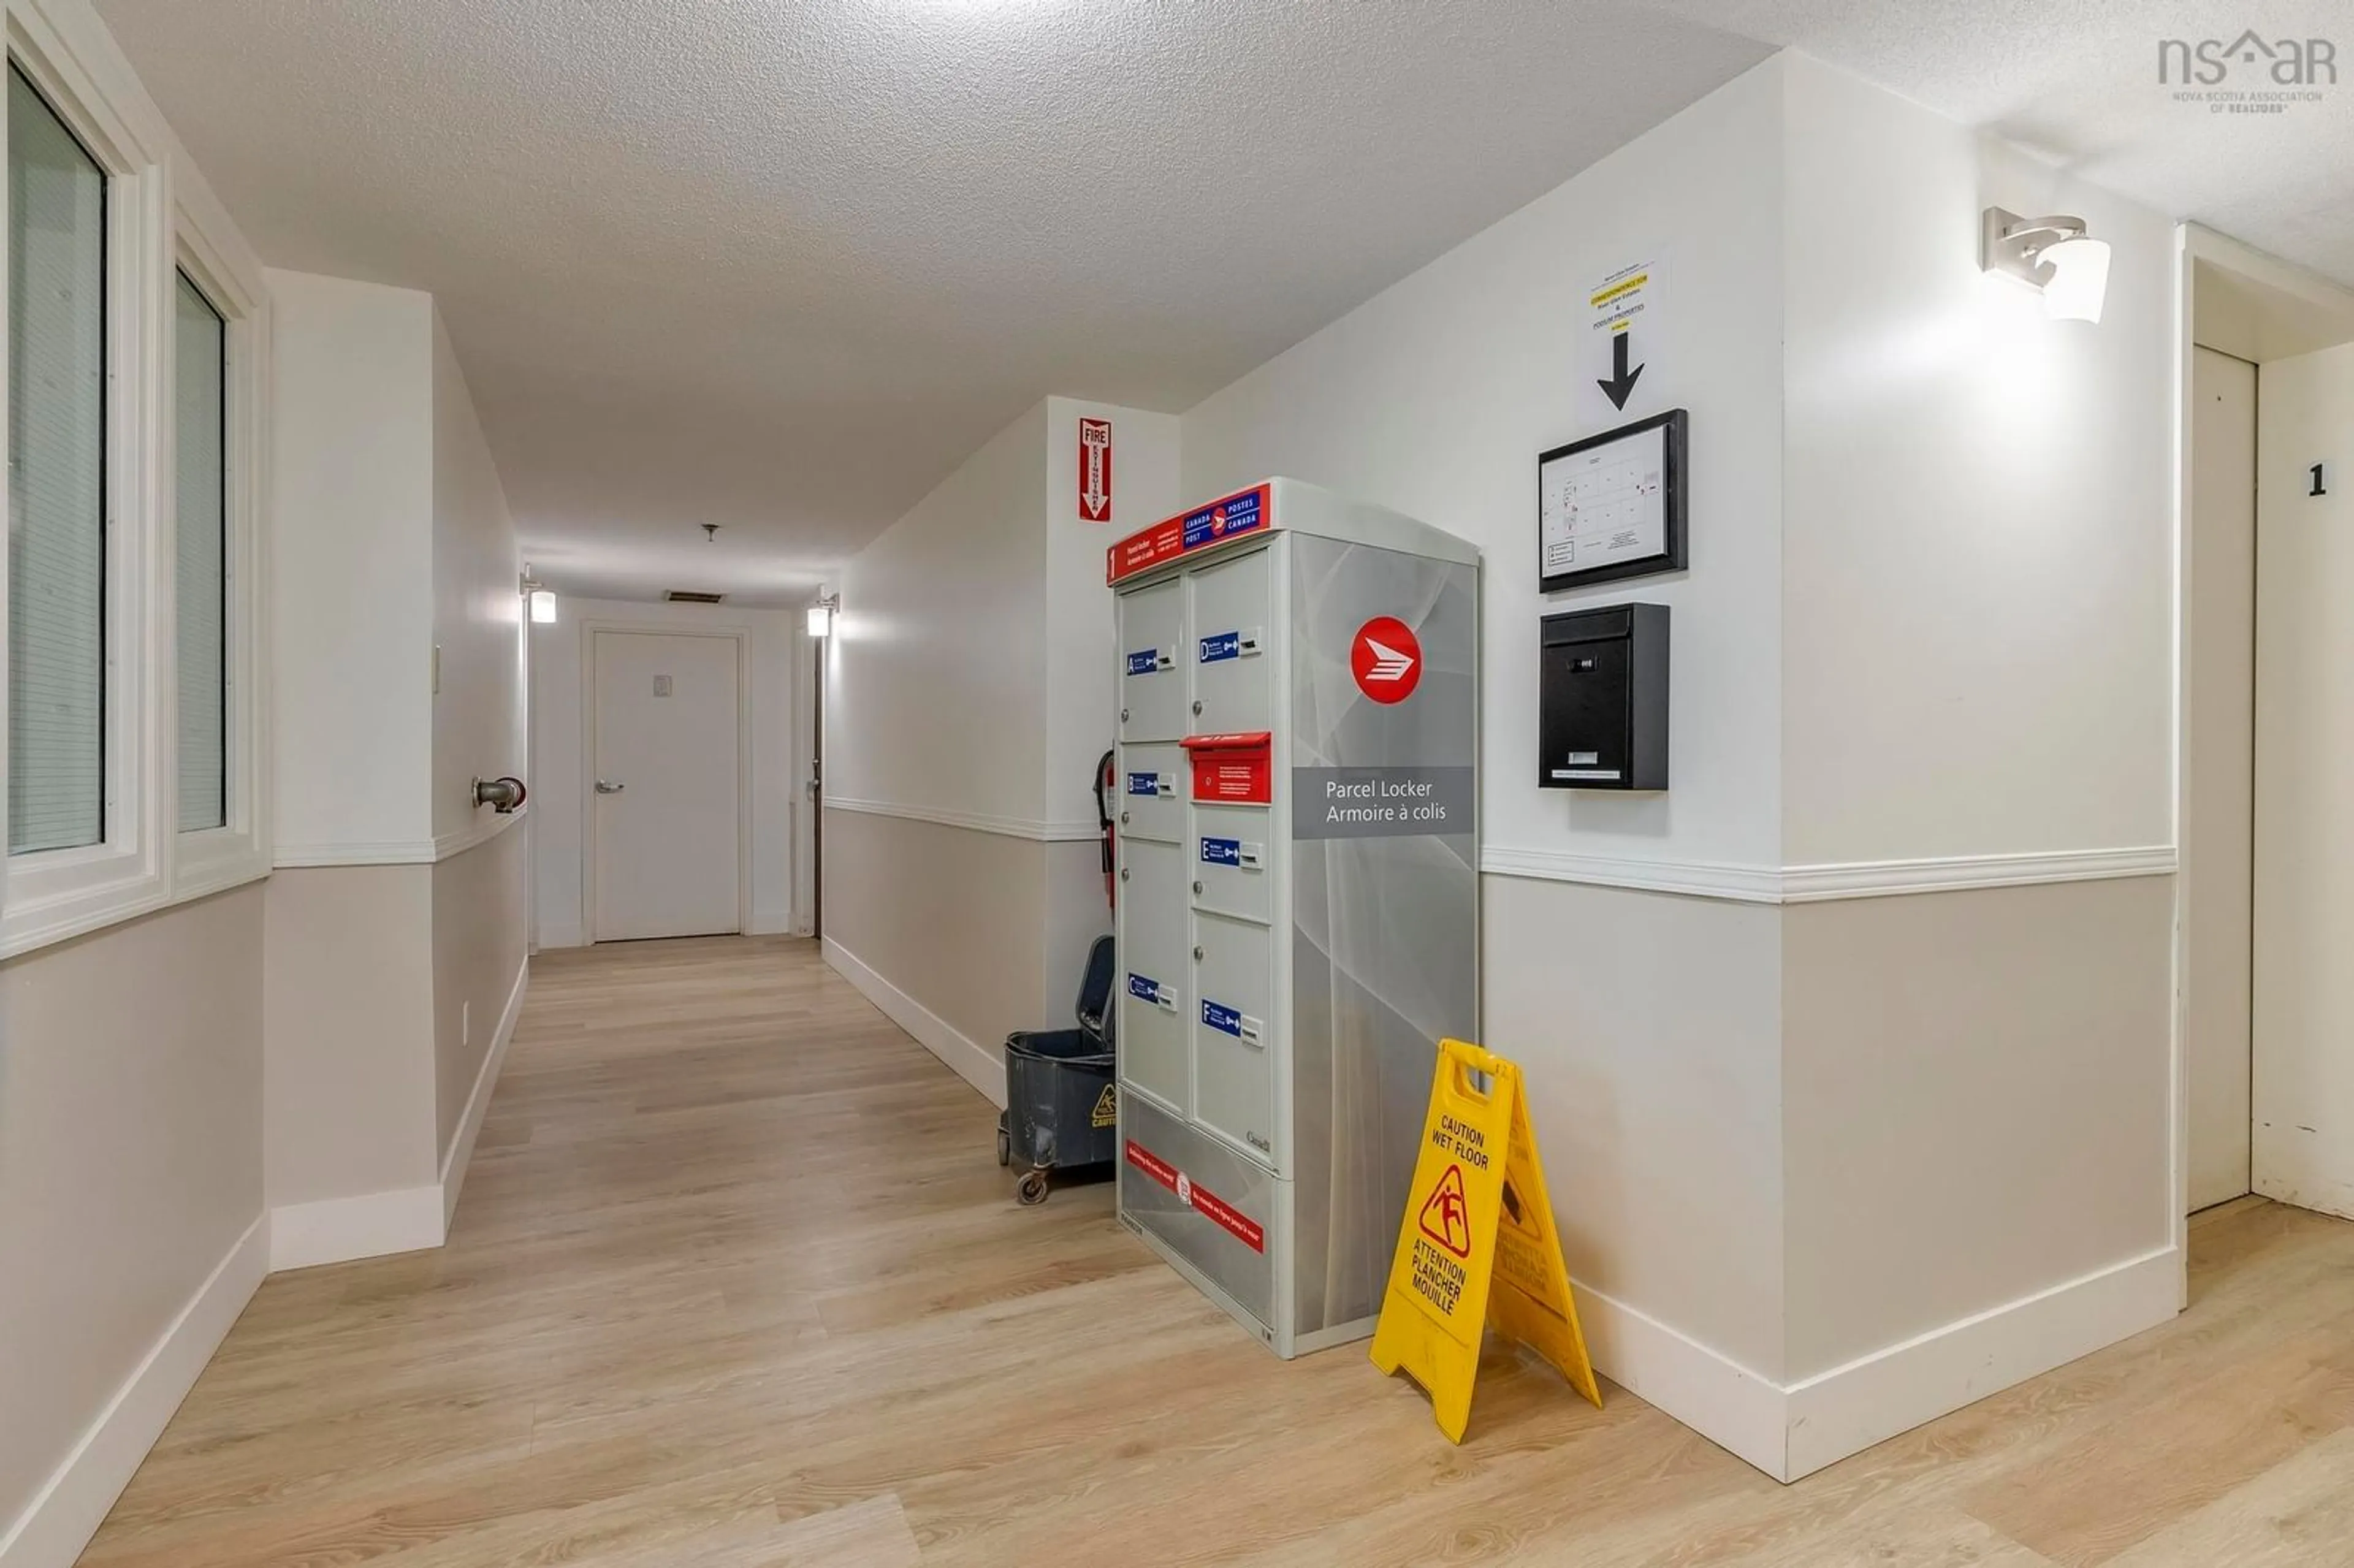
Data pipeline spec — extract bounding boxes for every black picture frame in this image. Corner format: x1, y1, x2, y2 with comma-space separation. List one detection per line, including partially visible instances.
1536, 407, 1688, 593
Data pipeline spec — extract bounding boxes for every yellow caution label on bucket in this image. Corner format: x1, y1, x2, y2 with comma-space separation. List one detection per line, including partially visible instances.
1090, 1082, 1118, 1129
1369, 1039, 1601, 1442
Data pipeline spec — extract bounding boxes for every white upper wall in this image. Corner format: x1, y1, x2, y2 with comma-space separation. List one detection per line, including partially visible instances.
1778, 56, 2176, 866
831, 401, 1049, 829
269, 268, 436, 852
429, 306, 524, 844
1042, 399, 1180, 834
832, 397, 1185, 837
1181, 58, 1788, 875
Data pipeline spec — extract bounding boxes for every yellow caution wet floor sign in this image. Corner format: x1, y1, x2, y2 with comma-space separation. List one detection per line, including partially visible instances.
1369, 1038, 1602, 1442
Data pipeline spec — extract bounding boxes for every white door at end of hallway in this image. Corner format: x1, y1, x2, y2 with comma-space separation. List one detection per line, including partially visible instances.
592, 631, 742, 942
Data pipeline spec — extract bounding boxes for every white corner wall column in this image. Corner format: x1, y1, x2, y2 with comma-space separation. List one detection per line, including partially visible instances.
260, 267, 530, 1275
1173, 51, 2181, 1481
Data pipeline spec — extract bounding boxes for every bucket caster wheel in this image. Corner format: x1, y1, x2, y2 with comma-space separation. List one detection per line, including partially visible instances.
997, 1124, 1011, 1168
1016, 1170, 1051, 1206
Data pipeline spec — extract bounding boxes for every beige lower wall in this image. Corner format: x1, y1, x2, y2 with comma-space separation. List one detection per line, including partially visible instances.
823, 807, 1049, 1062
1484, 873, 1789, 1380
1040, 837, 1113, 1022
432, 823, 529, 1162
826, 814, 2179, 1467
264, 864, 437, 1205
1781, 874, 2176, 1379
0, 886, 265, 1534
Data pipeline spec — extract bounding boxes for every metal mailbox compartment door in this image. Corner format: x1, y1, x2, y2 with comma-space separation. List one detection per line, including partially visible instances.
1119, 577, 1187, 743
1193, 910, 1277, 1169
1118, 837, 1190, 1115
1191, 803, 1272, 925
1188, 549, 1271, 736
1118, 744, 1184, 844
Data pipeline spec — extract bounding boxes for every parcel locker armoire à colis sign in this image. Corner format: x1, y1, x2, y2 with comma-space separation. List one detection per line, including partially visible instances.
1107, 478, 1481, 1358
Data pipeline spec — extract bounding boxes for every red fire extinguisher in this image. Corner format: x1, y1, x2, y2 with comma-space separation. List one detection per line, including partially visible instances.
1094, 749, 1116, 909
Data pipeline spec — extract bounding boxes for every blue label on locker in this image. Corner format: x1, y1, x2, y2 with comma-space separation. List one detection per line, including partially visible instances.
1200, 630, 1240, 663
1181, 487, 1265, 549
1127, 772, 1160, 797
1202, 999, 1243, 1036
1128, 973, 1164, 1005
1126, 649, 1158, 676
1200, 837, 1241, 866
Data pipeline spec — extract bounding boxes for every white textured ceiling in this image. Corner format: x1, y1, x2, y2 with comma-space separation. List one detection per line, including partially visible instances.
93, 2, 2354, 604
1682, 1, 2354, 286
91, 0, 1770, 603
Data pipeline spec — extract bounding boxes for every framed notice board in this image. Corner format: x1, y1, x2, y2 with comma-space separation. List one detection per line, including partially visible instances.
1537, 408, 1688, 592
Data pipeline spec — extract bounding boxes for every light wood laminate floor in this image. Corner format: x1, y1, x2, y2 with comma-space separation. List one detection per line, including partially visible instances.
80, 937, 2354, 1567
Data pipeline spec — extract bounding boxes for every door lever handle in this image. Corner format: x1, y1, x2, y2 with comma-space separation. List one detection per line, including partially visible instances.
595, 779, 626, 794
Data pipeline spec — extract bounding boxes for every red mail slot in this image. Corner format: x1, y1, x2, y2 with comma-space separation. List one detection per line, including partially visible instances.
1182, 731, 1273, 805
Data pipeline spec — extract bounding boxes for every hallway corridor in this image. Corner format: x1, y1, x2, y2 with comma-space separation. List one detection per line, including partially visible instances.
72, 938, 2354, 1567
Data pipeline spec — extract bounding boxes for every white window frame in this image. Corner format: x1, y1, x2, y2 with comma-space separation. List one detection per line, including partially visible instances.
0, 0, 269, 959
169, 173, 269, 900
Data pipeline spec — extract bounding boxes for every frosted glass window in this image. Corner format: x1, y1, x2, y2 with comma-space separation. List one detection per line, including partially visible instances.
175, 271, 225, 831
7, 65, 108, 856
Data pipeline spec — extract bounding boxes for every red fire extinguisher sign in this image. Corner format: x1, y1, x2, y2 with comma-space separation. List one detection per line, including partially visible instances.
1078, 417, 1113, 523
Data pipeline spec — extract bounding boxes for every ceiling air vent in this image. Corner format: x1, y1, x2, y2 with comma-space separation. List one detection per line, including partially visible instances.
664, 590, 725, 604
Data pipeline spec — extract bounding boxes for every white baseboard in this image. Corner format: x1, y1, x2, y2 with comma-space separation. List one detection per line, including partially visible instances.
267, 1185, 444, 1272
0, 1215, 267, 1568
1569, 1243, 2182, 1482
1570, 1279, 1789, 1478
2254, 1158, 2354, 1222
823, 935, 1005, 1108
1781, 1243, 2180, 1480
440, 958, 528, 1229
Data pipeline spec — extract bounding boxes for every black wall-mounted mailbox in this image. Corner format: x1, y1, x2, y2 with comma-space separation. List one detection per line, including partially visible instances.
1538, 603, 1669, 791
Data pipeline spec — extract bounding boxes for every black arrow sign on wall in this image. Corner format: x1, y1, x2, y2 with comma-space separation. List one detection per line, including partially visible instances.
1597, 329, 1644, 411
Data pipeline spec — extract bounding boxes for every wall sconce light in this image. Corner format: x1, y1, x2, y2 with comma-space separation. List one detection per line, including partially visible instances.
806, 593, 840, 638
1981, 207, 2111, 324
521, 571, 558, 623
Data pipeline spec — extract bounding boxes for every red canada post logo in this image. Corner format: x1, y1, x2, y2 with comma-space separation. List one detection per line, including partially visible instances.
1350, 615, 1422, 704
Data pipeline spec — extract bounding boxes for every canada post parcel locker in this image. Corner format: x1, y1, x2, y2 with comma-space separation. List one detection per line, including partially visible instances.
1106, 478, 1480, 1358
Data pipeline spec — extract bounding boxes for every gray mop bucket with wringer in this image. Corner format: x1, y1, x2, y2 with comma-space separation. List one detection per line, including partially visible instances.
997, 933, 1118, 1205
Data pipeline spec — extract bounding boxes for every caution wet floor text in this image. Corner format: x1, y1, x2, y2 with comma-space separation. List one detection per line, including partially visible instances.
1369, 1038, 1601, 1442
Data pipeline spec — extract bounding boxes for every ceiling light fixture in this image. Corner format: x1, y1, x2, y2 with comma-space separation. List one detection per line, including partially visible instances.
1981, 208, 2111, 324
